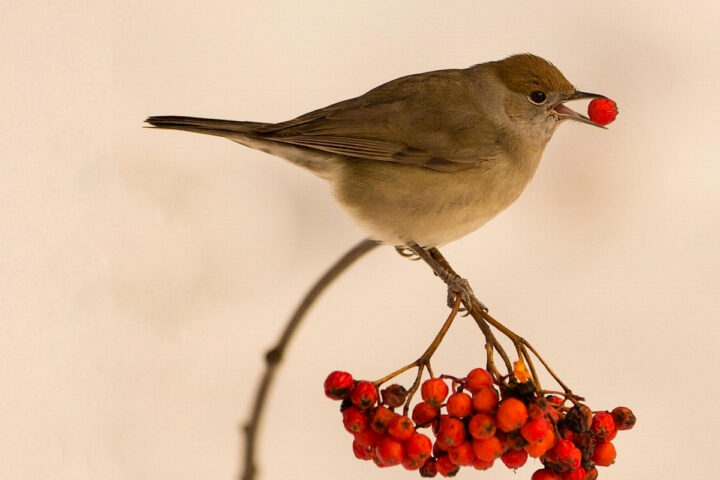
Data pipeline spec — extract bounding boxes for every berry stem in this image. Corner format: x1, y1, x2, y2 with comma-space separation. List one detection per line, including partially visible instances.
239, 238, 379, 480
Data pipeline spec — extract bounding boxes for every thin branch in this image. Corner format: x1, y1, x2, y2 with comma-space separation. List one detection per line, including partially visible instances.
240, 238, 379, 480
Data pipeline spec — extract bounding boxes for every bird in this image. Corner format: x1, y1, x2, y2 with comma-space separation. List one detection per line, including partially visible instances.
146, 54, 606, 251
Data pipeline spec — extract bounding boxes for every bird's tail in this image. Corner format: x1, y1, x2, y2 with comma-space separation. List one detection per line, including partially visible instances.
145, 116, 267, 139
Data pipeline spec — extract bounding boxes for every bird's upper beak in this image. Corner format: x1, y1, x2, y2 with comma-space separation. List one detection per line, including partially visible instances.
552, 91, 607, 129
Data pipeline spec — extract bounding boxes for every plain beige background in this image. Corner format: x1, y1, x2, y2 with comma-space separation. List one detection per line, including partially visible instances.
2, 1, 719, 479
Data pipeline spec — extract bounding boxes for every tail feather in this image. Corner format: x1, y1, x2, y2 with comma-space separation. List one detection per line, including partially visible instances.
145, 116, 268, 138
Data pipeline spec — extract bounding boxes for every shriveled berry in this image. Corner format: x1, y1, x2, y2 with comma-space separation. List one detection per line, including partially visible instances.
350, 381, 377, 409
591, 441, 616, 466
591, 412, 616, 442
531, 468, 561, 480
498, 430, 525, 451
448, 440, 475, 466
381, 383, 408, 408
465, 368, 493, 393
419, 457, 438, 477
471, 385, 499, 412
342, 406, 368, 433
611, 406, 636, 430
496, 397, 528, 432
468, 413, 496, 440
435, 454, 459, 477
472, 435, 503, 462
412, 401, 439, 427
446, 392, 473, 418
375, 435, 405, 466
545, 438, 582, 472
436, 417, 466, 450
387, 414, 415, 441
587, 98, 618, 126
501, 448, 528, 469
370, 406, 395, 433
565, 404, 593, 433
405, 432, 433, 461
421, 378, 449, 406
324, 371, 354, 400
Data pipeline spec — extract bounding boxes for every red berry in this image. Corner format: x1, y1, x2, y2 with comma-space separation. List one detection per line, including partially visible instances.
324, 371, 354, 400
587, 98, 618, 126
496, 397, 528, 432
471, 385, 499, 412
523, 427, 556, 458
352, 439, 372, 460
446, 392, 473, 418
560, 466, 586, 480
401, 456, 425, 471
354, 427, 381, 449
472, 457, 494, 470
387, 414, 415, 441
342, 406, 368, 433
472, 435, 503, 462
591, 412, 616, 442
468, 413, 497, 440
545, 438, 582, 472
419, 457, 438, 477
350, 381, 377, 409
448, 440, 475, 466
546, 395, 564, 406
585, 467, 599, 480
500, 448, 528, 469
531, 468, 561, 480
521, 417, 551, 443
436, 417, 466, 450
591, 441, 616, 467
465, 368, 493, 393
611, 406, 636, 430
370, 405, 395, 433
421, 378, 449, 406
405, 432, 433, 461
375, 435, 405, 466
435, 454, 460, 477
412, 401, 439, 427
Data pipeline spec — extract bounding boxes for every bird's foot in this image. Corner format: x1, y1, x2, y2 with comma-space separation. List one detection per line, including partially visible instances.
395, 246, 421, 261
444, 275, 488, 313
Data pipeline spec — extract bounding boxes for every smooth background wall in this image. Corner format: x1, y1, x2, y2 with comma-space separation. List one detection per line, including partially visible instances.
2, 2, 719, 479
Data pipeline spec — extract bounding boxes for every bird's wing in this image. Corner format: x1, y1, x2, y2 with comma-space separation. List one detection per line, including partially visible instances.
255, 69, 501, 172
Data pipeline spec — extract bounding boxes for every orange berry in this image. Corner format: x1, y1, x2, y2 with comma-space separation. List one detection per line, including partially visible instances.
471, 385, 499, 412
354, 427, 381, 449
421, 378, 449, 406
412, 401, 439, 427
472, 435, 503, 462
370, 406, 395, 433
435, 416, 466, 450
524, 428, 556, 458
472, 457, 494, 470
496, 397, 528, 432
500, 448, 528, 469
465, 368, 493, 393
401, 456, 425, 471
387, 414, 415, 441
585, 467, 599, 480
560, 466, 586, 480
591, 441, 616, 467
468, 413, 496, 440
435, 454, 460, 477
446, 392, 472, 418
342, 406, 368, 433
521, 417, 551, 443
545, 438, 581, 472
448, 440, 475, 466
591, 412, 616, 441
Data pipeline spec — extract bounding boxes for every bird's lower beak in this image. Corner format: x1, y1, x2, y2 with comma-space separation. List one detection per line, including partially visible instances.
552, 91, 607, 129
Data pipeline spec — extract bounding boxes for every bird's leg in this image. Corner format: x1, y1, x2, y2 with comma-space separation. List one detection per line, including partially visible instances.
395, 246, 421, 260
406, 243, 488, 312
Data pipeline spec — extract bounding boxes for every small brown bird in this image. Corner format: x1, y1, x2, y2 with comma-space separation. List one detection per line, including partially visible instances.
147, 53, 607, 248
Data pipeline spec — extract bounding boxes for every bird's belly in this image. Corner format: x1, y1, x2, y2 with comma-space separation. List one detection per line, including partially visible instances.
332, 158, 536, 247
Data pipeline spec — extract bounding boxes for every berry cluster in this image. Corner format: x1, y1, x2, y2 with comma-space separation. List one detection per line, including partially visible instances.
324, 369, 635, 479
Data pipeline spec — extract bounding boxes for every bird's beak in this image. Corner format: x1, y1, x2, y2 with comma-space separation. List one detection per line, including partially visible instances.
552, 91, 608, 129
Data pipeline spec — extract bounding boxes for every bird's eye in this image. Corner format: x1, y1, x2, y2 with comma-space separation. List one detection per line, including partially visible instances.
528, 90, 547, 105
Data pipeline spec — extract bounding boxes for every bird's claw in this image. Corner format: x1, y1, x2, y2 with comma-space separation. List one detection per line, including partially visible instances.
445, 277, 488, 313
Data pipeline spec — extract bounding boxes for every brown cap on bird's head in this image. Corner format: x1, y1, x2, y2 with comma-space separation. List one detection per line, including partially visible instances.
490, 53, 575, 97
